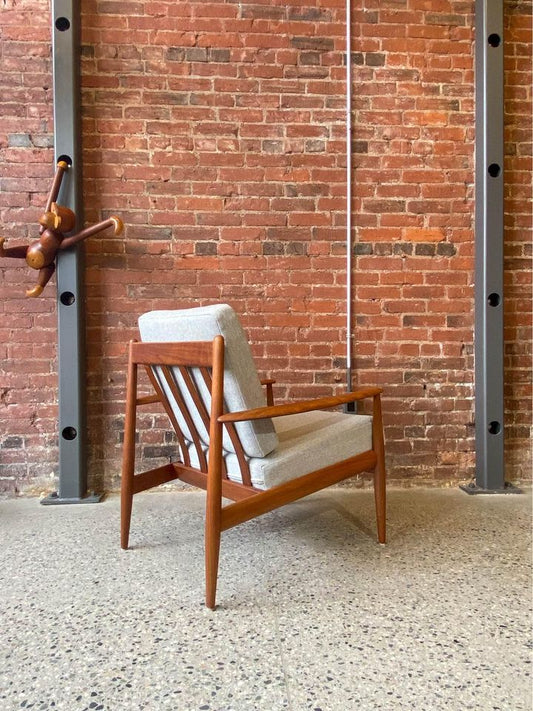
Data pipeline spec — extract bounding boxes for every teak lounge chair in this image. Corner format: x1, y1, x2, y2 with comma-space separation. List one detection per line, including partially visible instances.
121, 304, 386, 608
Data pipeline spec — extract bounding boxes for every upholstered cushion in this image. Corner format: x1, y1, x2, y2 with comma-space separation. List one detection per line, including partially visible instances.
138, 304, 278, 458
185, 409, 373, 490
227, 410, 373, 489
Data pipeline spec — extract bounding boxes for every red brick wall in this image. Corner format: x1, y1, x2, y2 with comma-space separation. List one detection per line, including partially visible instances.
350, 3, 478, 483
0, 3, 58, 493
504, 1, 532, 482
0, 1, 530, 494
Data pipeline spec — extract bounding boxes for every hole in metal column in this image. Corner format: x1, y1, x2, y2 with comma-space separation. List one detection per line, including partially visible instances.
488, 421, 501, 435
60, 291, 76, 306
56, 154, 73, 166
55, 17, 71, 31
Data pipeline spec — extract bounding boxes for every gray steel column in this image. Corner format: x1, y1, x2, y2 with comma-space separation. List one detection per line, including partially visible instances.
463, 0, 517, 494
41, 1, 101, 504
344, 0, 356, 414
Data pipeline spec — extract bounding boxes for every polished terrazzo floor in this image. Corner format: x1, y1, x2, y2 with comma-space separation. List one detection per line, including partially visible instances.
0, 487, 531, 710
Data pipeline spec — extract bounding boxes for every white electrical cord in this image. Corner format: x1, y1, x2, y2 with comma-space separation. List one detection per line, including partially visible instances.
345, 0, 353, 394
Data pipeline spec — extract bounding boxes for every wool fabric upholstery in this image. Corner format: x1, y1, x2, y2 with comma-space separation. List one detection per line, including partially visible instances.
184, 410, 373, 489
138, 304, 278, 458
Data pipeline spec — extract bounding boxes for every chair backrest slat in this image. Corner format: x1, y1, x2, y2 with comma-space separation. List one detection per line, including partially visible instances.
144, 365, 191, 468
160, 365, 208, 473
200, 366, 252, 486
178, 366, 211, 435
178, 365, 229, 479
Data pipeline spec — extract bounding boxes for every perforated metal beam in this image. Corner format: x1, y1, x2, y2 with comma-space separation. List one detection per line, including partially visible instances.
41, 1, 101, 504
463, 0, 516, 494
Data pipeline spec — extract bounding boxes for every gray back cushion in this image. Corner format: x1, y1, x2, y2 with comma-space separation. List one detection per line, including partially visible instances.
138, 304, 278, 458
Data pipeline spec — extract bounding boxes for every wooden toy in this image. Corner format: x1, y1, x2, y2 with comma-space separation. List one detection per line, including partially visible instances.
0, 161, 123, 297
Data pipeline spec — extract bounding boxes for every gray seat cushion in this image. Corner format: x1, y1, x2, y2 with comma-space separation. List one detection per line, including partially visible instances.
138, 304, 278, 458
227, 410, 373, 489
186, 410, 373, 490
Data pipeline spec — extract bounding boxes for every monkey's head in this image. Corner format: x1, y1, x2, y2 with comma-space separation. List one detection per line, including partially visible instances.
38, 203, 76, 234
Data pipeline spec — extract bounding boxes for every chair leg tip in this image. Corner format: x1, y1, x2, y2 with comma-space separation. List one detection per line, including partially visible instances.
206, 590, 217, 610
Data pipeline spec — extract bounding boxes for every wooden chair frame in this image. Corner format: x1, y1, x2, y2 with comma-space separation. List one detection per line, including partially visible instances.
121, 336, 386, 609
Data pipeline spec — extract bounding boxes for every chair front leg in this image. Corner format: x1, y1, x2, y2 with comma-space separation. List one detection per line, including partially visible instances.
372, 393, 386, 544
205, 336, 225, 609
205, 429, 223, 609
205, 492, 222, 610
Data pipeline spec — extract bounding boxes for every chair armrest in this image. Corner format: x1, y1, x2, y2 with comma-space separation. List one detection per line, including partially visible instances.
218, 387, 382, 423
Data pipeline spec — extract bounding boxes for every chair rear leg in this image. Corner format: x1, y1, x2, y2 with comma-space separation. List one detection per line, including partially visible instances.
121, 349, 137, 550
121, 475, 134, 550
372, 394, 386, 544
120, 438, 135, 552
374, 456, 386, 544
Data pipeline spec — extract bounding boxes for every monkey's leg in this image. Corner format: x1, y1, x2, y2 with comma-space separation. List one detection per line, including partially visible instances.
26, 263, 55, 298
0, 237, 29, 260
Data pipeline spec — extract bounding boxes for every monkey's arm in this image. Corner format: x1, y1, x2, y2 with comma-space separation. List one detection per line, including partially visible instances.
44, 161, 69, 213
59, 216, 123, 250
0, 237, 29, 260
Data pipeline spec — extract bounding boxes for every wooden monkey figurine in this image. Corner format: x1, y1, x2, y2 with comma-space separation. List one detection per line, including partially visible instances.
0, 160, 123, 297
